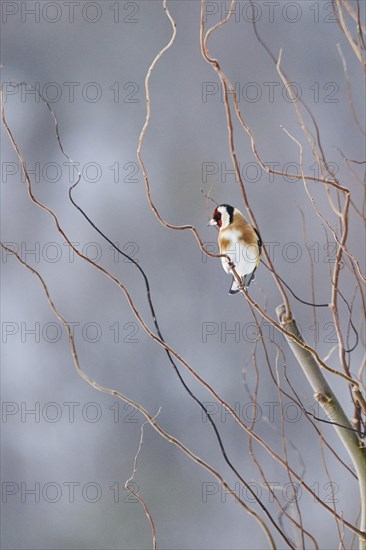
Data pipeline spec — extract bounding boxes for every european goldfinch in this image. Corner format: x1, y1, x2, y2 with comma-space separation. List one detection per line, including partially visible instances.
209, 204, 262, 294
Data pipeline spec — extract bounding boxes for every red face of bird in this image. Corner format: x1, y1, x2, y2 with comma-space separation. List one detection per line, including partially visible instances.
209, 208, 222, 227
209, 204, 234, 229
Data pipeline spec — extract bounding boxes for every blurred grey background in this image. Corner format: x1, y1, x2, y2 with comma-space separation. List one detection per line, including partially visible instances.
1, 1, 365, 549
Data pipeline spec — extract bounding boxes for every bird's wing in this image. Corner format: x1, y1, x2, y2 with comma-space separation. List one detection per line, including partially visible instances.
235, 222, 261, 263
252, 226, 262, 267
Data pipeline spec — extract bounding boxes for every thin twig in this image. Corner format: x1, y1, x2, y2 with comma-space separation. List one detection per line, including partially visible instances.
125, 410, 161, 550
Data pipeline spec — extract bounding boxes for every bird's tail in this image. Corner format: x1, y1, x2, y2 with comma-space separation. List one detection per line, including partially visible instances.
244, 270, 256, 288
229, 277, 241, 294
229, 271, 256, 295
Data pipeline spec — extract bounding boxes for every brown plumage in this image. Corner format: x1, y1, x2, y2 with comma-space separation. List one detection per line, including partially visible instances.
219, 211, 260, 264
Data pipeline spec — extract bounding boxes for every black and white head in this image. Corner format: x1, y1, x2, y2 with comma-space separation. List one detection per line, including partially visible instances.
209, 204, 234, 229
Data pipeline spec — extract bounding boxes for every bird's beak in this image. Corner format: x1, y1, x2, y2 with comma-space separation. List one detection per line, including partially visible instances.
208, 218, 217, 226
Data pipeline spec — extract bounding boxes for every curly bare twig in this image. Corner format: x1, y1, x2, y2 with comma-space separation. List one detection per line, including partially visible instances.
1, 242, 277, 550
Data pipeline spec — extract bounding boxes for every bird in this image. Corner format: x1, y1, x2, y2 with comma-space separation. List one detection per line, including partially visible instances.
209, 204, 262, 294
